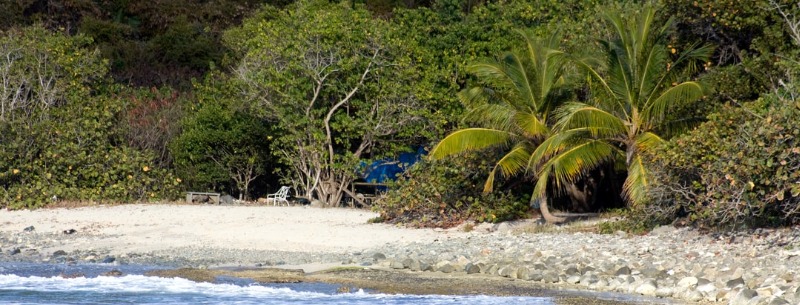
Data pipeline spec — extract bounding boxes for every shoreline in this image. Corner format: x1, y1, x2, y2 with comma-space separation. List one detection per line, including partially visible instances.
2, 204, 800, 305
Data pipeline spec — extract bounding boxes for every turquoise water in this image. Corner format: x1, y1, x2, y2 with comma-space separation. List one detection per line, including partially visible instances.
0, 263, 554, 305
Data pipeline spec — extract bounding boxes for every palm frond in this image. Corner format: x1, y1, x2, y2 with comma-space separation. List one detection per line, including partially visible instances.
643, 81, 704, 129
484, 143, 534, 192
637, 44, 668, 108
538, 138, 619, 193
553, 102, 627, 136
462, 103, 517, 131
430, 128, 513, 159
457, 87, 492, 110
623, 153, 650, 207
513, 111, 550, 139
634, 131, 665, 154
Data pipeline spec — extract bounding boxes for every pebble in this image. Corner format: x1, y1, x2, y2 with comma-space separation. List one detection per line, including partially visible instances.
2, 223, 800, 305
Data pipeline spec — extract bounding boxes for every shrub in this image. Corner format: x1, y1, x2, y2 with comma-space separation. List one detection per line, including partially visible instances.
374, 149, 529, 228
0, 26, 180, 209
645, 90, 800, 229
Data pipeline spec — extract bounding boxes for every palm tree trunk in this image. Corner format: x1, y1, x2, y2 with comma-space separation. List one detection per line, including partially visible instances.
533, 194, 566, 224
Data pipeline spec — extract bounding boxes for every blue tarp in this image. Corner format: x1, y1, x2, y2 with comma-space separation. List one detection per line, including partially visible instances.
362, 147, 426, 184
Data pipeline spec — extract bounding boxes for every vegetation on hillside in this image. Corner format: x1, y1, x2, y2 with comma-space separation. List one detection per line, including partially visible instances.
0, 0, 798, 231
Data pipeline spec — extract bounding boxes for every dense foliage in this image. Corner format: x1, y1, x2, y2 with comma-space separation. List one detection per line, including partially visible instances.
0, 26, 178, 209
375, 150, 528, 228
1, 0, 799, 230
170, 73, 274, 199
644, 91, 800, 229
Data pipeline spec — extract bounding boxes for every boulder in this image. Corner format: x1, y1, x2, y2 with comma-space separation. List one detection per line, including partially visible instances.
726, 277, 746, 289
390, 260, 405, 269
678, 276, 697, 288
372, 253, 386, 261
101, 269, 123, 277
615, 266, 632, 276
730, 289, 759, 305
464, 263, 481, 274
635, 279, 658, 296
498, 266, 517, 278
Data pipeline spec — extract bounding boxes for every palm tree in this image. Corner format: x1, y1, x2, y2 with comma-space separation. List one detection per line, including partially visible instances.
430, 30, 571, 223
530, 6, 714, 209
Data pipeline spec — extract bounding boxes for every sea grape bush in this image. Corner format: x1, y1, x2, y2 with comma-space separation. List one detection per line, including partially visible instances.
645, 91, 800, 228
0, 26, 179, 209
374, 149, 528, 228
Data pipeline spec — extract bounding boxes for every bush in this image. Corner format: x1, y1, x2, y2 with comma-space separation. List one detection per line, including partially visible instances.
645, 90, 800, 229
373, 150, 529, 228
0, 26, 180, 209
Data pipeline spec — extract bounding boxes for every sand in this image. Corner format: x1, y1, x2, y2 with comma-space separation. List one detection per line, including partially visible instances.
0, 204, 467, 256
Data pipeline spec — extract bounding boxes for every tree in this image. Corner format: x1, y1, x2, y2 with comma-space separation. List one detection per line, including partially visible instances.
430, 30, 571, 223
170, 72, 272, 200
0, 26, 179, 208
530, 5, 714, 211
227, 0, 432, 206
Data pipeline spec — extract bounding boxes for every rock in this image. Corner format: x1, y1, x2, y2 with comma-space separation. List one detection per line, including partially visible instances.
565, 266, 580, 276
372, 253, 386, 261
543, 272, 560, 283
641, 267, 665, 279
498, 266, 516, 278
580, 274, 599, 286
765, 296, 790, 305
682, 290, 704, 302
635, 279, 658, 296
390, 260, 405, 269
696, 280, 717, 293
101, 256, 115, 264
579, 265, 596, 274
566, 275, 581, 284
726, 277, 746, 288
516, 267, 531, 280
407, 259, 422, 271
52, 250, 67, 257
655, 287, 673, 298
527, 270, 544, 282
730, 289, 759, 305
101, 269, 123, 277
590, 279, 608, 290
465, 263, 481, 274
437, 264, 455, 273
486, 264, 499, 275
678, 276, 698, 288
23, 226, 35, 232
756, 286, 775, 298
615, 266, 631, 276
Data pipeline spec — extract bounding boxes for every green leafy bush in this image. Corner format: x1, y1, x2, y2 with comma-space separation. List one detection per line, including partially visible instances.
645, 90, 800, 228
374, 150, 529, 228
0, 26, 179, 209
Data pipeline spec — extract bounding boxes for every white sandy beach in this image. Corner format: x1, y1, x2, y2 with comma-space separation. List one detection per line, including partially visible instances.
0, 204, 467, 256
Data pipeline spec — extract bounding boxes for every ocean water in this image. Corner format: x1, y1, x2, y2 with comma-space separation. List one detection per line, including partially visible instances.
0, 263, 553, 305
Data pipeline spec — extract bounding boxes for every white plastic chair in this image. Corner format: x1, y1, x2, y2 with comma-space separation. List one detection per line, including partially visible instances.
266, 186, 291, 206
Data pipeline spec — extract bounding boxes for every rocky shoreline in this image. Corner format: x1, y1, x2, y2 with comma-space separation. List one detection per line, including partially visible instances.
2, 221, 800, 305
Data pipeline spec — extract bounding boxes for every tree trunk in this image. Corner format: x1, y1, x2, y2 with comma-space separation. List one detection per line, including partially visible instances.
532, 194, 566, 224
